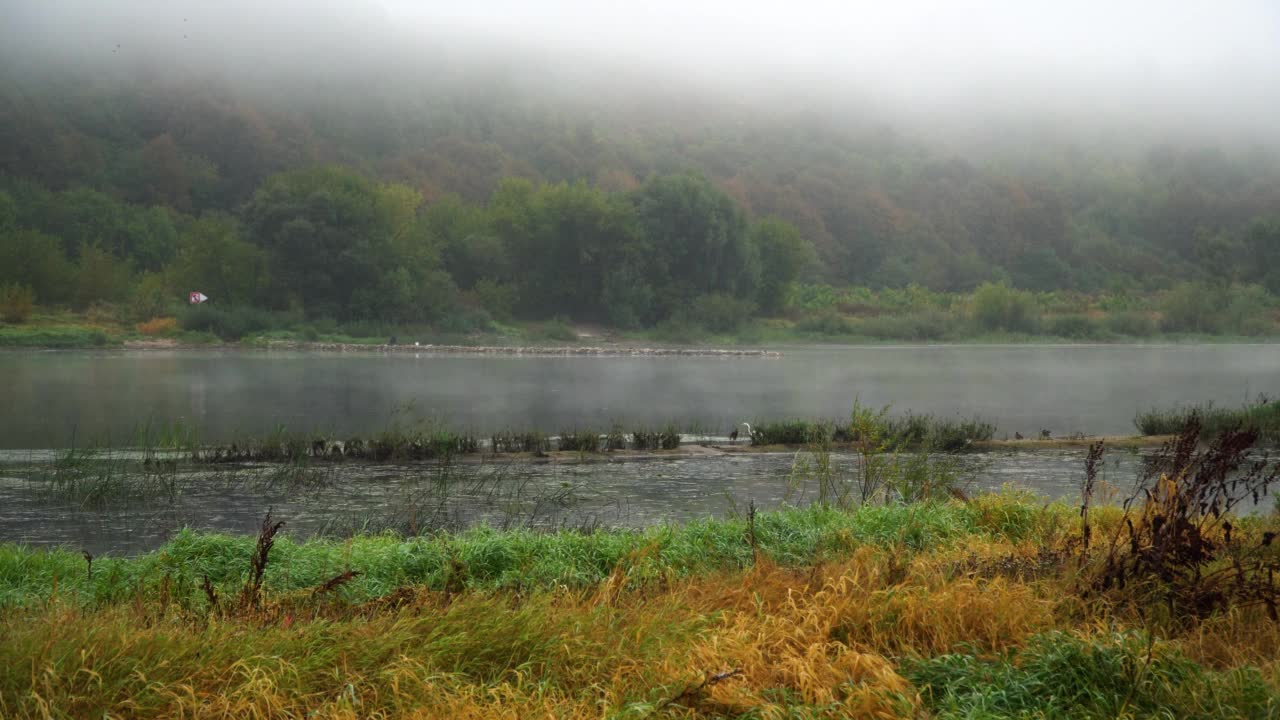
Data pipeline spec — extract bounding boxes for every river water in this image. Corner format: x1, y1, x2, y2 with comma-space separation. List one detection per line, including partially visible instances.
0, 448, 1155, 555
1, 344, 1277, 448
1, 344, 1276, 554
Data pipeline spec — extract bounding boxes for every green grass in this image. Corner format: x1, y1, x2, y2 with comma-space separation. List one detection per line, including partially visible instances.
905, 631, 1277, 719
0, 499, 1055, 608
749, 413, 995, 450
0, 325, 113, 348
1135, 398, 1280, 442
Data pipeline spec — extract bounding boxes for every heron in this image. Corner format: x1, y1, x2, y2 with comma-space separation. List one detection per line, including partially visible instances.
1014, 432, 1024, 440
736, 422, 753, 445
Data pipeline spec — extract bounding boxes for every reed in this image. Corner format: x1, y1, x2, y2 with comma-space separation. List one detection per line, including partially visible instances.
1135, 396, 1280, 443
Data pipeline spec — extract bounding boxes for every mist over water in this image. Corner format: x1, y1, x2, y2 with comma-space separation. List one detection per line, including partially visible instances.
2, 345, 1276, 449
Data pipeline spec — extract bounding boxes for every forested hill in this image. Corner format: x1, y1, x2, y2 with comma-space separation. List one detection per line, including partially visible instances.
2, 37, 1280, 331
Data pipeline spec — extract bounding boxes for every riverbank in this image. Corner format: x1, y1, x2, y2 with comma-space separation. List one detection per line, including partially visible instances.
2, 493, 1277, 718
4, 308, 1279, 351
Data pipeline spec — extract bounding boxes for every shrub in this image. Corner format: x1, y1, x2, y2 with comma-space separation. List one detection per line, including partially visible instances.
795, 310, 854, 336
537, 316, 577, 342
180, 304, 279, 341
851, 311, 955, 341
1160, 281, 1222, 333
130, 272, 175, 321
0, 283, 35, 323
1222, 283, 1274, 335
1044, 313, 1102, 339
689, 293, 755, 333
136, 317, 178, 336
86, 301, 126, 325
1104, 310, 1157, 337
437, 305, 493, 334
472, 279, 517, 322
1080, 421, 1280, 622
651, 315, 703, 344
970, 282, 1040, 333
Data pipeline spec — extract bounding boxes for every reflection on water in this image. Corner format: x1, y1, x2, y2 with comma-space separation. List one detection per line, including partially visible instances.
0, 448, 1158, 555
2, 344, 1278, 449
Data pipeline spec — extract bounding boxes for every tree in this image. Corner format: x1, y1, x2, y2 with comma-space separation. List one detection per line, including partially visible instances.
751, 217, 814, 314
971, 282, 1039, 333
170, 215, 269, 307
1242, 219, 1280, 293
0, 228, 75, 304
244, 166, 423, 319
74, 243, 132, 309
634, 173, 759, 318
137, 133, 192, 211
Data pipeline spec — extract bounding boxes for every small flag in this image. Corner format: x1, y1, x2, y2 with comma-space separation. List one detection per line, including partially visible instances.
189, 292, 209, 304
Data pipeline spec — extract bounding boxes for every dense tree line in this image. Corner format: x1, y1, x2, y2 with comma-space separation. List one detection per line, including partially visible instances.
0, 166, 810, 331
2, 65, 1279, 331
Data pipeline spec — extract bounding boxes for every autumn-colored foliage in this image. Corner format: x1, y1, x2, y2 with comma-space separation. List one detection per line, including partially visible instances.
136, 316, 178, 336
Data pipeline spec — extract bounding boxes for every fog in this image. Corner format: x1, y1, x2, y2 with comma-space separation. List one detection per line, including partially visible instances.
4, 0, 1279, 150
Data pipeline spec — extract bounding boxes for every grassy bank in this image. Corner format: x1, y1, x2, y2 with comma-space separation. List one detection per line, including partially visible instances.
1136, 397, 1280, 443
3, 417, 1279, 718
4, 293, 1280, 349
2, 490, 1278, 718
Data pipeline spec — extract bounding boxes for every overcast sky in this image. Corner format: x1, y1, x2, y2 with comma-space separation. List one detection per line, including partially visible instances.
5, 0, 1279, 146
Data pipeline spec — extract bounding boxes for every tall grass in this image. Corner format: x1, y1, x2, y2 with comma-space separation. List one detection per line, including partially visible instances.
751, 410, 994, 450
1, 489, 1276, 719
905, 631, 1275, 719
0, 500, 1047, 607
1135, 396, 1280, 442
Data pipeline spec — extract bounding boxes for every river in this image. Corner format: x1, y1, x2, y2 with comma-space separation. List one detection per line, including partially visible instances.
1, 344, 1276, 448
2, 343, 1276, 554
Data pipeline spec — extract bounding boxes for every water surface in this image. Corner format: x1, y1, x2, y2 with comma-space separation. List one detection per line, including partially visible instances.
2, 344, 1276, 448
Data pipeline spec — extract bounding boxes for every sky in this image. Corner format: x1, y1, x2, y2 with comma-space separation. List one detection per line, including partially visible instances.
4, 0, 1279, 147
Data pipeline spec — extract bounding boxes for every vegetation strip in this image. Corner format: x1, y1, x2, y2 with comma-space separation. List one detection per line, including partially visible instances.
2, 421, 1278, 717
264, 341, 783, 357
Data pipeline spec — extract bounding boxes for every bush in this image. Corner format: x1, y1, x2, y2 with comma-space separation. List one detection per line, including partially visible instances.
651, 317, 702, 343
1043, 313, 1102, 339
0, 283, 35, 323
179, 304, 279, 340
1222, 283, 1273, 335
795, 310, 854, 336
436, 305, 493, 334
136, 317, 178, 336
130, 272, 175, 321
689, 293, 754, 333
85, 301, 126, 325
851, 311, 955, 341
537, 316, 577, 342
1103, 310, 1156, 337
472, 279, 516, 322
1159, 281, 1221, 333
970, 282, 1040, 333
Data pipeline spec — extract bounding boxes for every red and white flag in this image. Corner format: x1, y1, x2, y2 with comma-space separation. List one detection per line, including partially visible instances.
189, 292, 209, 304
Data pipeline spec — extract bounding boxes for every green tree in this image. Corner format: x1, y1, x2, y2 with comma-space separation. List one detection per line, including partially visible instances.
751, 217, 814, 314
971, 282, 1040, 333
1242, 220, 1280, 293
634, 173, 759, 318
0, 228, 75, 304
170, 215, 269, 307
74, 243, 132, 309
245, 166, 428, 319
